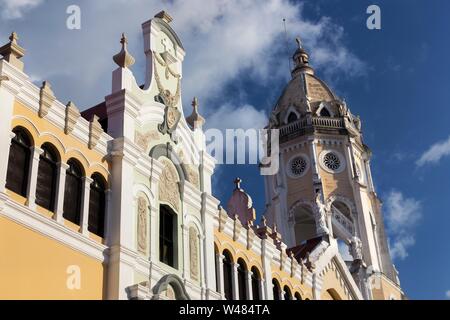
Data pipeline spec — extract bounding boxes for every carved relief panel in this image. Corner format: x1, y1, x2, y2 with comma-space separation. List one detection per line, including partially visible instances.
159, 158, 180, 212
137, 195, 149, 255
189, 226, 199, 281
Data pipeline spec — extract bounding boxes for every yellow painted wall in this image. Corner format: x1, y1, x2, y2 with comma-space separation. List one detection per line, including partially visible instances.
371, 275, 403, 300
0, 216, 105, 300
316, 144, 354, 200
320, 261, 352, 300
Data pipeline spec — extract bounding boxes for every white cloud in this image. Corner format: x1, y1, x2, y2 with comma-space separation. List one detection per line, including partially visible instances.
0, 0, 43, 19
416, 135, 450, 167
384, 190, 422, 260
446, 290, 450, 299
206, 104, 267, 131
0, 0, 365, 111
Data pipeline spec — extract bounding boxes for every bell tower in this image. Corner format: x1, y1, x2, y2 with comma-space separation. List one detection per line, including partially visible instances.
264, 39, 399, 295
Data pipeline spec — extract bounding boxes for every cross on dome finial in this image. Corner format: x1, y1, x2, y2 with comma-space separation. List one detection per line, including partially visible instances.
0, 31, 25, 71
234, 177, 242, 190
192, 97, 199, 109
186, 96, 205, 129
120, 33, 128, 46
296, 37, 302, 49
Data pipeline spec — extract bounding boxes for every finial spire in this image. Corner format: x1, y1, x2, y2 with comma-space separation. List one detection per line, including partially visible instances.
186, 96, 205, 129
9, 32, 18, 43
234, 177, 242, 190
113, 32, 135, 69
291, 35, 314, 77
0, 31, 25, 71
192, 97, 199, 109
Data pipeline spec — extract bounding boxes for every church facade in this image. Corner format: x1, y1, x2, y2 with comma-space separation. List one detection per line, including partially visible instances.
0, 11, 404, 300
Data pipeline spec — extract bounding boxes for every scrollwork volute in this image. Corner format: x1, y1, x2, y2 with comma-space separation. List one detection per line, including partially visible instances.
135, 130, 159, 151
189, 226, 199, 281
137, 196, 148, 254
159, 159, 180, 211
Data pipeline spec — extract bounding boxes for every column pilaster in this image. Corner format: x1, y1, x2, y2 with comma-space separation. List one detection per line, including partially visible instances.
25, 146, 43, 209
53, 162, 69, 223
80, 176, 93, 235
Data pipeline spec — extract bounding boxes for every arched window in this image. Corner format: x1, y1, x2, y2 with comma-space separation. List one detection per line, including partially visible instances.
159, 204, 177, 268
284, 286, 293, 300
251, 267, 261, 300
287, 112, 298, 123
237, 258, 247, 300
35, 144, 58, 212
295, 292, 303, 300
320, 107, 331, 117
63, 159, 83, 225
6, 128, 31, 197
294, 204, 317, 245
88, 174, 106, 237
223, 250, 233, 300
272, 279, 281, 300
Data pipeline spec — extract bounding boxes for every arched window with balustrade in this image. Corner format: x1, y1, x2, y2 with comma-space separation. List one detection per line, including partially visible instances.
284, 285, 293, 300
272, 279, 281, 300
35, 143, 58, 212
63, 159, 83, 225
237, 258, 247, 300
251, 267, 261, 300
287, 112, 298, 123
223, 250, 233, 300
6, 127, 32, 197
88, 173, 106, 237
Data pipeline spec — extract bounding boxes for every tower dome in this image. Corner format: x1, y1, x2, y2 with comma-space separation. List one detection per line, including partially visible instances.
270, 38, 341, 127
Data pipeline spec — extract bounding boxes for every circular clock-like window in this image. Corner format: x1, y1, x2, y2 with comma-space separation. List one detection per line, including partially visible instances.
320, 150, 346, 174
323, 152, 340, 171
288, 155, 309, 178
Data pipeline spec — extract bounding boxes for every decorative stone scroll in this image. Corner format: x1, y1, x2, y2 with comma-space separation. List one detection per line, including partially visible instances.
159, 159, 180, 211
88, 115, 103, 149
137, 196, 148, 254
189, 226, 199, 281
38, 81, 55, 118
64, 101, 80, 135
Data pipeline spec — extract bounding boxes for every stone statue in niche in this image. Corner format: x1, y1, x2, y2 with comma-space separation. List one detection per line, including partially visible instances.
137, 196, 148, 254
349, 236, 363, 261
159, 159, 180, 211
189, 226, 199, 281
314, 191, 330, 235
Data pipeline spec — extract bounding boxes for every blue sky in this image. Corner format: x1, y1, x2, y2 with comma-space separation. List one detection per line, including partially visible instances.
0, 0, 449, 299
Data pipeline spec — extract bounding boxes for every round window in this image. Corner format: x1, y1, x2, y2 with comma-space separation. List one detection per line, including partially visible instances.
288, 155, 309, 178
320, 151, 346, 174
323, 153, 340, 171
